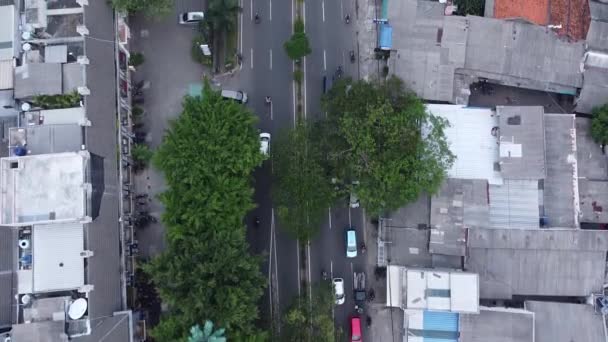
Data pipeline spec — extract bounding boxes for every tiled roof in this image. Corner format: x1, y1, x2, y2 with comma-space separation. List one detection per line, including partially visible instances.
493, 0, 591, 41
494, 0, 550, 25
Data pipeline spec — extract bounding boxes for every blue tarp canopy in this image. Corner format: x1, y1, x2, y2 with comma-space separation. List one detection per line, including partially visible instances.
379, 24, 392, 50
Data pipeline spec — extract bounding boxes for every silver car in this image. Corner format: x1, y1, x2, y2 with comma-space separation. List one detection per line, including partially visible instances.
179, 12, 205, 25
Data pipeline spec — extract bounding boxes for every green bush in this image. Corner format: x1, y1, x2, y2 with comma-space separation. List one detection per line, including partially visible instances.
284, 30, 312, 61
293, 69, 303, 83
453, 0, 485, 16
129, 52, 145, 67
32, 91, 81, 109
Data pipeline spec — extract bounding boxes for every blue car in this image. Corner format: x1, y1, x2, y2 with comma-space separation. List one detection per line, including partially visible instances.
346, 227, 357, 258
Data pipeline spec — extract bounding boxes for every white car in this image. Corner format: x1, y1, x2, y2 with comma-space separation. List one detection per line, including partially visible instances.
179, 12, 205, 24
221, 90, 248, 103
259, 133, 271, 156
346, 228, 357, 258
333, 278, 345, 305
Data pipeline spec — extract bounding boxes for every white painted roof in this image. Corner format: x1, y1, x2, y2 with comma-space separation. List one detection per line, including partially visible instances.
426, 104, 502, 185
0, 151, 90, 226
387, 266, 480, 313
32, 223, 84, 292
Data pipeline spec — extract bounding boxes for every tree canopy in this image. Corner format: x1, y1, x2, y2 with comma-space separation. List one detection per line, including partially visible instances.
111, 0, 173, 17
282, 282, 339, 341
145, 84, 266, 341
207, 0, 240, 33
591, 103, 608, 148
319, 76, 454, 215
283, 18, 311, 61
273, 121, 334, 240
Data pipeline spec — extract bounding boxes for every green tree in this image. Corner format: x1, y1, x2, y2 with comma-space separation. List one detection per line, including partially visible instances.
453, 0, 485, 16
111, 0, 173, 17
319, 76, 454, 215
188, 321, 226, 342
146, 83, 266, 341
284, 18, 311, 61
131, 144, 153, 171
207, 0, 240, 33
282, 283, 339, 342
273, 121, 334, 240
591, 104, 608, 149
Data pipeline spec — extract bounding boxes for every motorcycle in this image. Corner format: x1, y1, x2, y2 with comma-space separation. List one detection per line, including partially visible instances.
254, 216, 260, 228
361, 243, 366, 254
255, 13, 261, 24
350, 50, 355, 63
345, 14, 350, 24
322, 270, 328, 281
335, 66, 343, 79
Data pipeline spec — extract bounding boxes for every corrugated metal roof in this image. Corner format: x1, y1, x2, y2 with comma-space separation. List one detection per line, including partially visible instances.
489, 180, 540, 229
465, 16, 584, 90
426, 105, 502, 184
466, 228, 608, 298
459, 308, 534, 342
0, 228, 15, 328
0, 59, 13, 90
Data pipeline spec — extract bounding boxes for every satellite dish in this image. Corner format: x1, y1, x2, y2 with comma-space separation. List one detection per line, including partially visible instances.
18, 239, 29, 249
21, 31, 31, 40
20, 294, 31, 305
22, 43, 31, 51
21, 102, 31, 112
68, 298, 88, 320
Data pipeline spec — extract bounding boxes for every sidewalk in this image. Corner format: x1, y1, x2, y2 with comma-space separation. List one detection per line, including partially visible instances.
355, 0, 382, 80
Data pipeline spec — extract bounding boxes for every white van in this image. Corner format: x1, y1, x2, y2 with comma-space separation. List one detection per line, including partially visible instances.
221, 90, 248, 103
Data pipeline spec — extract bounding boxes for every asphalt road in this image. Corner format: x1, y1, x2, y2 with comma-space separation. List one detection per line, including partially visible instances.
128, 0, 368, 336
236, 0, 368, 337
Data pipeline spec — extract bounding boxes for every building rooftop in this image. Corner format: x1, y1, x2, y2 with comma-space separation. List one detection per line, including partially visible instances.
426, 105, 502, 184
490, 0, 591, 41
405, 310, 459, 342
575, 1, 608, 113
460, 307, 534, 342
488, 179, 540, 229
17, 223, 85, 294
543, 114, 579, 227
430, 178, 489, 256
497, 106, 546, 180
464, 16, 584, 95
0, 151, 90, 226
14, 63, 62, 98
387, 0, 467, 102
0, 228, 14, 329
526, 301, 606, 342
579, 179, 608, 224
9, 124, 84, 155
0, 5, 15, 61
466, 228, 608, 298
387, 266, 480, 313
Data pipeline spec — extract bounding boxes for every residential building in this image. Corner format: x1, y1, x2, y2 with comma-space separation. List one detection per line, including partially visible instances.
0, 0, 134, 340
385, 0, 608, 113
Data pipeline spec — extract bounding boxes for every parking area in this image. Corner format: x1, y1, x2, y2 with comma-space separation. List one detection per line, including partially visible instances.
129, 0, 209, 258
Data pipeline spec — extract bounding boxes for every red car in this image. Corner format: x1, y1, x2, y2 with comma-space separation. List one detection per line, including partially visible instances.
350, 316, 362, 341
